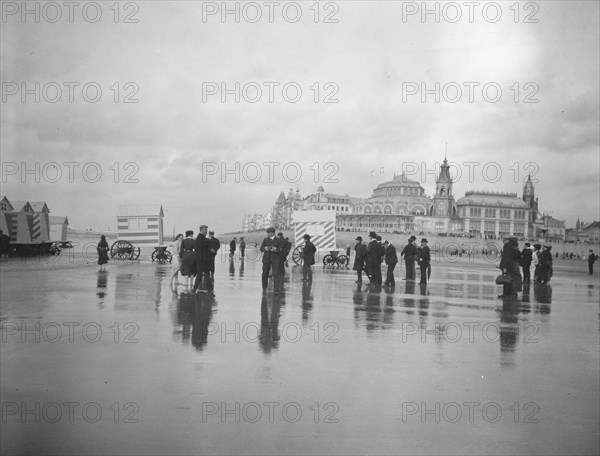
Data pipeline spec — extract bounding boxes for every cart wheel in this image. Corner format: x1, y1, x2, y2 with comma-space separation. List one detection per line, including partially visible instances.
157, 251, 172, 264
323, 254, 333, 267
130, 244, 141, 260
111, 240, 131, 259
291, 246, 303, 266
338, 255, 348, 268
151, 250, 159, 262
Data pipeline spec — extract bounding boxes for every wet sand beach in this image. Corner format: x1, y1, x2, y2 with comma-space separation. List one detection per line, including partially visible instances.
1, 243, 599, 455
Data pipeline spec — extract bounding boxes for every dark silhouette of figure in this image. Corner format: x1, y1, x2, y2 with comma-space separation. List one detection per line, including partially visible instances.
239, 237, 246, 260
365, 232, 382, 284
383, 240, 398, 288
277, 232, 292, 277
260, 227, 283, 293
588, 250, 597, 275
538, 245, 553, 284
353, 236, 367, 283
301, 234, 316, 282
400, 236, 418, 280
417, 238, 431, 284
520, 243, 533, 283
192, 225, 212, 293
97, 235, 109, 271
229, 237, 236, 259
498, 237, 522, 298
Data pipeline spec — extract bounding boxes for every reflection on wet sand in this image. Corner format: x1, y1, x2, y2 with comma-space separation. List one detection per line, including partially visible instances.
301, 281, 313, 323
260, 292, 284, 354
172, 292, 217, 351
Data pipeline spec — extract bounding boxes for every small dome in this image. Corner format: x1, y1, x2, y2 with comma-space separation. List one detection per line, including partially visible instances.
317, 186, 325, 193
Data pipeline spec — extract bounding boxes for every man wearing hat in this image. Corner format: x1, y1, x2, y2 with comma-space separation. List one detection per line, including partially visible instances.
400, 236, 418, 280
260, 227, 283, 293
207, 230, 220, 292
353, 236, 367, 283
520, 242, 533, 283
301, 234, 317, 282
382, 240, 398, 287
277, 232, 292, 278
193, 225, 213, 293
417, 238, 431, 284
365, 231, 382, 285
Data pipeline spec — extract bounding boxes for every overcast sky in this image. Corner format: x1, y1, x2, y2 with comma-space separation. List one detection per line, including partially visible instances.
2, 1, 598, 234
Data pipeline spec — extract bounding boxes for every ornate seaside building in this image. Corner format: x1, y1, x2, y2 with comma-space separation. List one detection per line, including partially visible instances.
270, 188, 303, 230
245, 162, 565, 241
336, 158, 460, 233
456, 175, 539, 239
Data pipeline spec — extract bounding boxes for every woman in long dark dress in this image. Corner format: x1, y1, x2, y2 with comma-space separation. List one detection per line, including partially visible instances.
179, 230, 196, 290
498, 236, 522, 298
97, 235, 109, 271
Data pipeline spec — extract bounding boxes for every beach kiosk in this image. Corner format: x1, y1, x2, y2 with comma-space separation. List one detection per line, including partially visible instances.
291, 210, 338, 265
116, 204, 164, 245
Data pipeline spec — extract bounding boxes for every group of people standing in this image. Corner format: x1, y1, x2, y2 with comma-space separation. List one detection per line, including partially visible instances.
498, 238, 556, 298
228, 237, 247, 260
259, 228, 303, 294
170, 225, 220, 295
352, 232, 431, 288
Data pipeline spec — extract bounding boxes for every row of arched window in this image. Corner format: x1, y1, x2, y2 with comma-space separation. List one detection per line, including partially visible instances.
357, 204, 428, 216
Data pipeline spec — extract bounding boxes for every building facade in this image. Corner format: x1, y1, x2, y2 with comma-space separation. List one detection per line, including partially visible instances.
245, 161, 568, 241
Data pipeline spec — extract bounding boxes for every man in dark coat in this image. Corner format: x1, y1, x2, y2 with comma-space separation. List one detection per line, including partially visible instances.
365, 232, 381, 285
193, 225, 213, 293
239, 237, 246, 260
400, 236, 418, 280
417, 238, 431, 284
499, 237, 522, 297
520, 243, 533, 283
277, 232, 292, 277
588, 249, 597, 275
207, 231, 220, 293
353, 236, 367, 283
260, 227, 283, 294
382, 240, 398, 287
538, 245, 553, 284
301, 234, 316, 282
229, 237, 236, 259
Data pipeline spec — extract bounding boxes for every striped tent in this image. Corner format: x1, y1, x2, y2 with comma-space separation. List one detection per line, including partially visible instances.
117, 204, 164, 245
293, 210, 336, 251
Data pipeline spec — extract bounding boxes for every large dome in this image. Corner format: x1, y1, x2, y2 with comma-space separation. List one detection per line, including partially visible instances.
372, 173, 425, 197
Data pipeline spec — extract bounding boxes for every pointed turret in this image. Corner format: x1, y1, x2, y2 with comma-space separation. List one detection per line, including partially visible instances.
436, 157, 453, 196
523, 175, 535, 207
